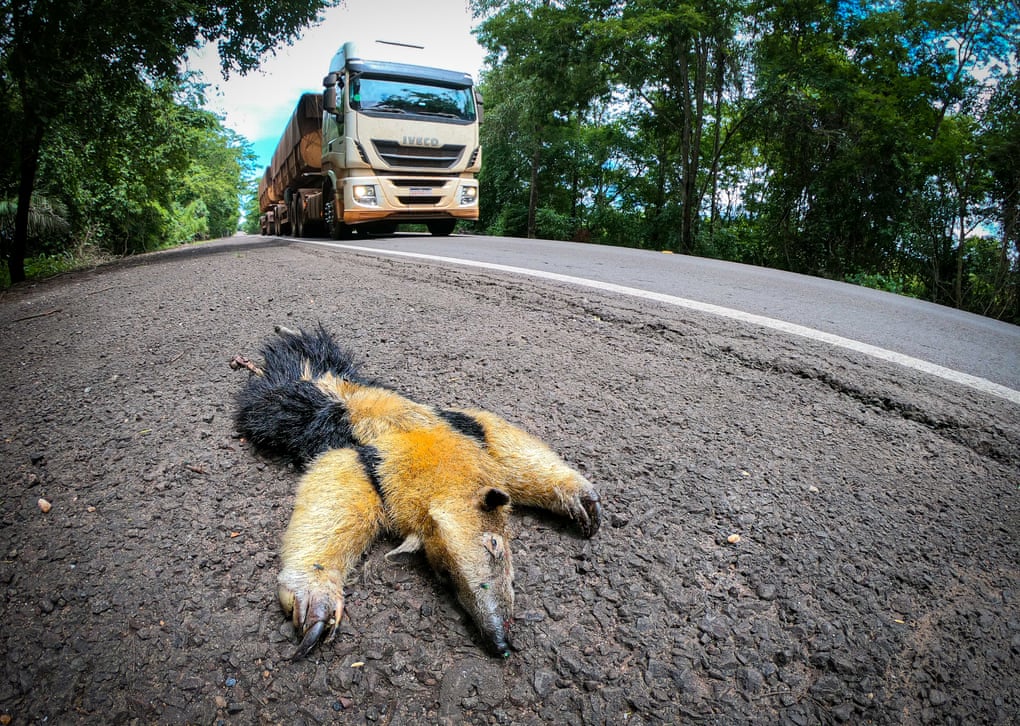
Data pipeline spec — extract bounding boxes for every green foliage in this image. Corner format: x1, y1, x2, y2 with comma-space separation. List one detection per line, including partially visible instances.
472, 0, 1020, 322
961, 235, 1016, 319
24, 252, 77, 279
0, 196, 70, 255
21, 75, 257, 265
533, 208, 575, 241
0, 0, 336, 283
241, 180, 263, 235
844, 272, 926, 299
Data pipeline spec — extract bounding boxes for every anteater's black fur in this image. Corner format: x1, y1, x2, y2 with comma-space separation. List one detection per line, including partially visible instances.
237, 326, 490, 465
235, 326, 365, 465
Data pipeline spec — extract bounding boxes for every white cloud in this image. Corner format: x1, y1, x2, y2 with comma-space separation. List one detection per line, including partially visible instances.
186, 0, 486, 168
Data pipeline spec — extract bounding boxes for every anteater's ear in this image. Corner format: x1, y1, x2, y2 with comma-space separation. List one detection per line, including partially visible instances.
480, 487, 511, 512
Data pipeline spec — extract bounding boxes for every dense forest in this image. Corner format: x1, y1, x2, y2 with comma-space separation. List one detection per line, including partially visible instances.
2, 1, 1019, 324
471, 0, 1020, 322
0, 0, 338, 285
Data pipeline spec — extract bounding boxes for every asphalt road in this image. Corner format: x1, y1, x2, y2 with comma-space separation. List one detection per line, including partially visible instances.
277, 233, 1020, 399
2, 235, 1017, 724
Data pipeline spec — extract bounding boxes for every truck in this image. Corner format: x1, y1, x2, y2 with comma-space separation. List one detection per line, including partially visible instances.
258, 41, 482, 239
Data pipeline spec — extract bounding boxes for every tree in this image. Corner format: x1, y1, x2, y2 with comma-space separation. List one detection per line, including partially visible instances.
472, 0, 1019, 320
474, 0, 609, 238
596, 0, 743, 252
985, 71, 1020, 318
0, 0, 340, 283
32, 74, 254, 256
474, 0, 743, 250
742, 0, 1017, 284
175, 107, 257, 241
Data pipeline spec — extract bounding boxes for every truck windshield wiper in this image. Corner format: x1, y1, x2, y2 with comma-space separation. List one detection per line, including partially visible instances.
416, 111, 461, 119
368, 104, 408, 114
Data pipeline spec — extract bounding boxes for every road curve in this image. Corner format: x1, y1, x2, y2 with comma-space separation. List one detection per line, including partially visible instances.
283, 233, 1020, 402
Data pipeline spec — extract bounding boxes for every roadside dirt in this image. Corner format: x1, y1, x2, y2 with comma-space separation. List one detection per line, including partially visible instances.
1, 236, 1018, 725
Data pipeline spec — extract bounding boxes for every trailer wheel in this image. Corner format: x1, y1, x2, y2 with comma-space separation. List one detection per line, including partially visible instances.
427, 220, 457, 237
292, 201, 304, 238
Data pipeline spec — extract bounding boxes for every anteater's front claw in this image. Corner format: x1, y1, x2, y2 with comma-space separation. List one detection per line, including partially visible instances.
280, 584, 344, 659
581, 490, 602, 537
570, 487, 602, 538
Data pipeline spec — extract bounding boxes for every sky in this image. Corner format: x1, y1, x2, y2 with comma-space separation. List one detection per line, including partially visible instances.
186, 0, 488, 171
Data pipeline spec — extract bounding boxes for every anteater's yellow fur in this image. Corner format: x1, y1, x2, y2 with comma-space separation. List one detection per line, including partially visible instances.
236, 326, 601, 657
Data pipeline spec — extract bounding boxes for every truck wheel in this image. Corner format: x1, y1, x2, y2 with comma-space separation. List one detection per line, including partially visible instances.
292, 201, 304, 238
325, 197, 352, 240
427, 220, 457, 237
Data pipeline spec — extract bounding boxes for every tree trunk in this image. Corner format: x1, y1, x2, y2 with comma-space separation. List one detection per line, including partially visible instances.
677, 40, 693, 252
709, 43, 726, 237
652, 136, 668, 249
10, 118, 45, 284
527, 140, 540, 239
677, 34, 708, 253
1004, 180, 1020, 321
954, 199, 966, 308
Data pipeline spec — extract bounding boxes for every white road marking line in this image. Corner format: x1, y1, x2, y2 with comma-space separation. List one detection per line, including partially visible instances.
301, 240, 1020, 405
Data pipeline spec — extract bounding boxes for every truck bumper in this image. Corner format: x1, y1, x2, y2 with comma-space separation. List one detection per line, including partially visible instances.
344, 208, 479, 223
340, 176, 479, 225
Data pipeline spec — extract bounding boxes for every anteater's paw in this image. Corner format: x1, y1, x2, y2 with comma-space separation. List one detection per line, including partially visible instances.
567, 480, 602, 538
278, 573, 345, 659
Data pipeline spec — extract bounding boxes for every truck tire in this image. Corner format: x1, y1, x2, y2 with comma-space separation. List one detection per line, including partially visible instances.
292, 201, 304, 238
325, 195, 352, 240
427, 220, 457, 237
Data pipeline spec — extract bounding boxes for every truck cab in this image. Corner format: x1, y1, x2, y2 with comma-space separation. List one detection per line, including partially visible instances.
320, 42, 482, 237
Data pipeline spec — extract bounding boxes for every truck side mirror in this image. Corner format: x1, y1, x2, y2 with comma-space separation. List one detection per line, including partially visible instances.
474, 88, 484, 124
323, 72, 339, 87
323, 86, 338, 113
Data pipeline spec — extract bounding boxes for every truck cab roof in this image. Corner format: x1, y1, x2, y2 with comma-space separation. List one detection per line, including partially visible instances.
347, 59, 474, 89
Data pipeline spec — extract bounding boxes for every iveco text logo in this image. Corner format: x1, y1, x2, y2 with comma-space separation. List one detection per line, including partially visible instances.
402, 136, 441, 147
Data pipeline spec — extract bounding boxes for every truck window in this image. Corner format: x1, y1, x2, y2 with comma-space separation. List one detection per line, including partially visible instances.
350, 76, 476, 123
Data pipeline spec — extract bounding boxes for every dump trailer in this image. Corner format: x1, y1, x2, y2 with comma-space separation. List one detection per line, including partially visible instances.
259, 41, 482, 238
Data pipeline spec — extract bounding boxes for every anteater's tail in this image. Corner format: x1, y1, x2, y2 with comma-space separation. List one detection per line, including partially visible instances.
235, 325, 362, 464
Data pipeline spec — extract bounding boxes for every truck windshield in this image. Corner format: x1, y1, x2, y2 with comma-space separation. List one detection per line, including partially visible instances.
350, 76, 476, 122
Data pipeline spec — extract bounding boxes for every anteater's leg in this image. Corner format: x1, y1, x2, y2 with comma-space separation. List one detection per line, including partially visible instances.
278, 448, 386, 658
464, 410, 602, 538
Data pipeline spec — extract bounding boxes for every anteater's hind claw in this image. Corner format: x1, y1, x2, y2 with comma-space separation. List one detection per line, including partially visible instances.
294, 620, 328, 659
280, 582, 344, 659
574, 488, 602, 538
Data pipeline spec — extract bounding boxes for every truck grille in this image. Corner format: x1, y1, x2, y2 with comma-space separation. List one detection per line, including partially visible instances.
373, 140, 465, 170
390, 180, 447, 206
397, 196, 443, 205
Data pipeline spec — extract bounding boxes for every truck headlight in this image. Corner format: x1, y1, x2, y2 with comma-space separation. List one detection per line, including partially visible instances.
352, 184, 378, 205
459, 185, 478, 205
